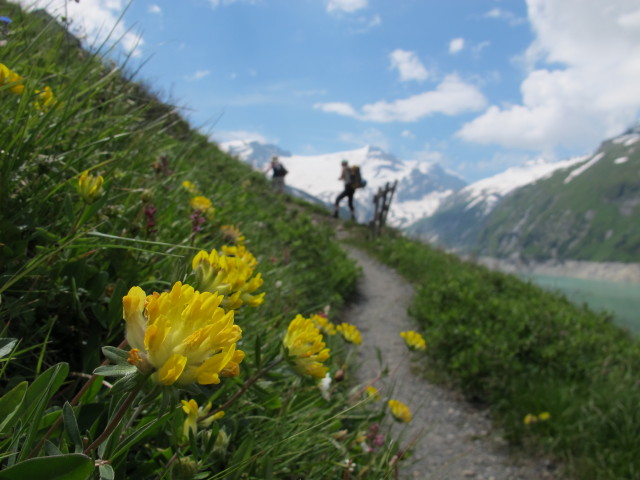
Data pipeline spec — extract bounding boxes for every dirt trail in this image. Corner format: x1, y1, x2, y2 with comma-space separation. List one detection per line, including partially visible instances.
338, 242, 558, 480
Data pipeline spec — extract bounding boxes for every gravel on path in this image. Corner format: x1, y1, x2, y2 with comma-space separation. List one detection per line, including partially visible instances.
339, 244, 559, 480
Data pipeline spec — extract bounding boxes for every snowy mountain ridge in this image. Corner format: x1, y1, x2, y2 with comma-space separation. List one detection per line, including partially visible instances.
219, 141, 465, 227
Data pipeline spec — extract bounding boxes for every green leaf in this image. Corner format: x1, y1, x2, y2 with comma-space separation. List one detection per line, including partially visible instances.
93, 364, 137, 377
98, 464, 115, 480
18, 363, 69, 460
110, 413, 172, 461
228, 437, 254, 480
0, 338, 18, 359
0, 454, 94, 480
63, 402, 83, 453
0, 381, 27, 433
109, 371, 148, 396
22, 363, 69, 420
101, 346, 131, 365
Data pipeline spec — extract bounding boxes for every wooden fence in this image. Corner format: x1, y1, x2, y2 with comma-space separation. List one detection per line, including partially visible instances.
369, 180, 397, 238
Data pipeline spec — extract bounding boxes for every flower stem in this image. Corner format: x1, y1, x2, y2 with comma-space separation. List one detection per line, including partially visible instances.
83, 387, 139, 456
200, 357, 283, 422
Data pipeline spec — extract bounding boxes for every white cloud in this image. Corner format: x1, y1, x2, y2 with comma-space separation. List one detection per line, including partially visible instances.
315, 102, 358, 117
339, 128, 390, 150
401, 130, 415, 139
484, 7, 526, 26
148, 4, 162, 15
458, 0, 640, 152
13, 0, 143, 57
214, 130, 270, 144
184, 70, 210, 81
327, 0, 367, 14
449, 38, 464, 54
315, 75, 486, 122
389, 49, 428, 82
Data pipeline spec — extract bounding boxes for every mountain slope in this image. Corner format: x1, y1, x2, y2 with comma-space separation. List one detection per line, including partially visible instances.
410, 127, 640, 263
478, 128, 640, 262
407, 156, 584, 248
219, 142, 466, 227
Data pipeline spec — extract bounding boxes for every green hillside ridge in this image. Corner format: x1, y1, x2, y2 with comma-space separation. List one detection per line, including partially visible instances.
480, 135, 640, 262
0, 4, 402, 478
409, 131, 640, 263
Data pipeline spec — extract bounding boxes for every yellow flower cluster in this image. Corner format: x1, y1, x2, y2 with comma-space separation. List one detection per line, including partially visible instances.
77, 170, 104, 204
400, 330, 426, 351
0, 63, 58, 110
191, 244, 265, 310
365, 385, 381, 400
190, 195, 214, 218
182, 180, 198, 194
0, 63, 24, 94
336, 322, 362, 345
388, 399, 412, 423
123, 281, 244, 386
283, 314, 330, 379
524, 411, 551, 425
310, 314, 336, 335
181, 399, 224, 439
220, 224, 246, 245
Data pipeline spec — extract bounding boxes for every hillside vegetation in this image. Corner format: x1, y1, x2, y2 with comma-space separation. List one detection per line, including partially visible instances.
409, 129, 640, 263
348, 226, 640, 480
0, 4, 410, 478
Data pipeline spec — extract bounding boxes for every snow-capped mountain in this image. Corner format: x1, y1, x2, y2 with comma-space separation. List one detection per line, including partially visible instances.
219, 141, 466, 227
409, 125, 640, 262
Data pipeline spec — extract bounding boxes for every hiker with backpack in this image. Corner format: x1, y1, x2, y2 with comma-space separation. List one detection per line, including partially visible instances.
333, 159, 365, 220
269, 156, 288, 193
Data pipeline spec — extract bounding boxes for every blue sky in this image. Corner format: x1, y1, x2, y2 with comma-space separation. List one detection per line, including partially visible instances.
15, 0, 640, 182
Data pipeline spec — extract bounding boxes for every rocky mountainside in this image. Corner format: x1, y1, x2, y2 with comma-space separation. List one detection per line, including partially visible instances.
409, 126, 640, 263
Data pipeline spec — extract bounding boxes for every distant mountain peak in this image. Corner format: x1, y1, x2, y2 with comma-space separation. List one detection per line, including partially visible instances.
218, 140, 466, 228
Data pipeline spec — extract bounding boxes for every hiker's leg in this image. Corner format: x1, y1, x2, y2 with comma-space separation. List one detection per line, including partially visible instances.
334, 189, 348, 217
347, 190, 355, 220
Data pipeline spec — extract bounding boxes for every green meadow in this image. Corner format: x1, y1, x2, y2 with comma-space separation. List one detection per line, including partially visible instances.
0, 4, 406, 479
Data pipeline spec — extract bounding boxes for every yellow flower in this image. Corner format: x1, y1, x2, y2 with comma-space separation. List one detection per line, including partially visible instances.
336, 323, 362, 345
400, 330, 426, 351
191, 245, 264, 310
220, 224, 246, 245
220, 349, 245, 378
388, 399, 411, 423
34, 85, 56, 111
77, 170, 104, 203
283, 314, 330, 379
181, 399, 223, 439
538, 412, 551, 421
0, 63, 25, 94
310, 314, 336, 335
365, 385, 381, 400
122, 281, 242, 386
523, 413, 538, 425
190, 195, 214, 219
182, 180, 198, 193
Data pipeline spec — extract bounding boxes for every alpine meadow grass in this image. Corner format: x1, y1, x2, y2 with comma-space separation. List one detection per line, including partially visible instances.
0, 3, 409, 478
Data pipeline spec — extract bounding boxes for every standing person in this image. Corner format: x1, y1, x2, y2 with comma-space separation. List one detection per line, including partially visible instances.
269, 156, 288, 193
334, 159, 356, 220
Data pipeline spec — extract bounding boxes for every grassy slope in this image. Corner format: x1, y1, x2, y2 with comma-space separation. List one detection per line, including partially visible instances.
347, 224, 640, 480
0, 4, 403, 478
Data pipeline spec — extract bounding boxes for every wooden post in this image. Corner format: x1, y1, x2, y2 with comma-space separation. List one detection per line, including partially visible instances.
369, 180, 398, 238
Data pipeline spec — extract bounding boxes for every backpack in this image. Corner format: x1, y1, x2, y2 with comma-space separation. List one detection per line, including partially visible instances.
350, 165, 367, 189
273, 163, 288, 177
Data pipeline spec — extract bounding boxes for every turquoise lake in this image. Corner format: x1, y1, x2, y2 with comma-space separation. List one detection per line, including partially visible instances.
522, 274, 640, 335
